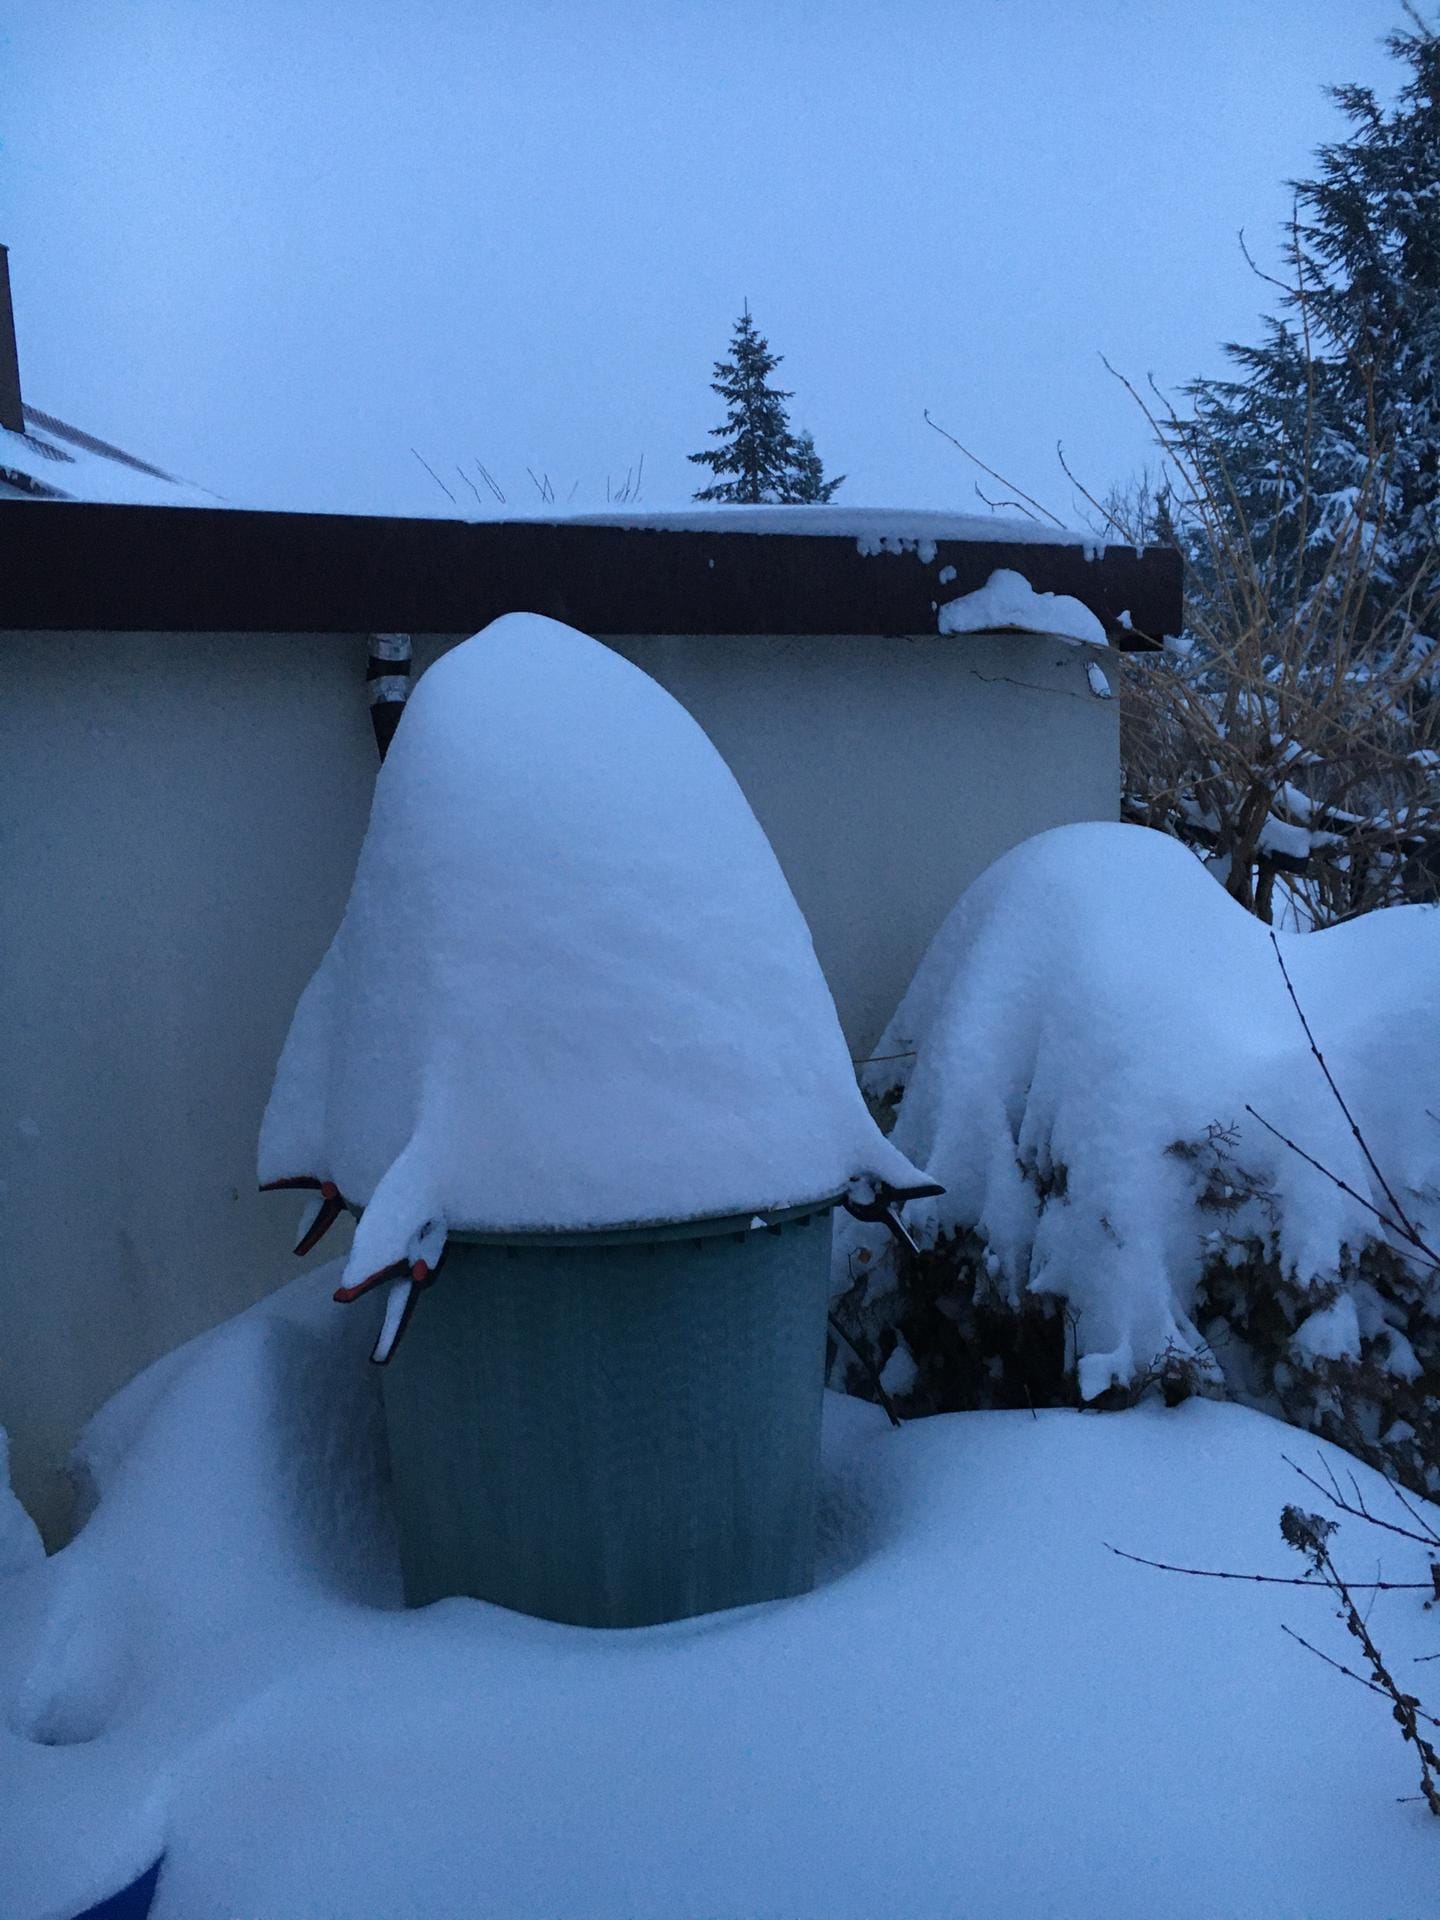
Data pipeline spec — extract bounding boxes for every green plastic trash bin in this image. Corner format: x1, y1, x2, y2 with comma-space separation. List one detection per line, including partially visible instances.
380, 1199, 839, 1627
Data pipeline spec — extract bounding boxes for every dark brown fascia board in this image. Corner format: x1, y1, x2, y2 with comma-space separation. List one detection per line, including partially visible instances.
0, 501, 1179, 647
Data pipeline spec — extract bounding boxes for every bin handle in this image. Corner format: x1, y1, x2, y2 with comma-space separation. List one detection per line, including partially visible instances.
258, 1174, 351, 1258
334, 1229, 448, 1364
842, 1178, 943, 1257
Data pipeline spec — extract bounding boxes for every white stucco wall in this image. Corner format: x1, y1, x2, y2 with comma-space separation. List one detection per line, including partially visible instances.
0, 632, 377, 1542
609, 632, 1118, 1058
0, 624, 1116, 1541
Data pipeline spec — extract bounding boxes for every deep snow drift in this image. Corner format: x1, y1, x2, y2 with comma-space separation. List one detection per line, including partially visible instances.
852, 822, 1440, 1401
4, 1270, 1439, 1919
261, 613, 928, 1296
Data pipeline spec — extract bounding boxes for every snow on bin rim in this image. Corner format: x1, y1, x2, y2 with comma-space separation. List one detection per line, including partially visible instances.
443, 1195, 846, 1248
260, 612, 932, 1292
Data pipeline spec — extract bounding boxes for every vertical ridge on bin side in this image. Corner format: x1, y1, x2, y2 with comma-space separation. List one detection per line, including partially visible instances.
382, 1210, 834, 1627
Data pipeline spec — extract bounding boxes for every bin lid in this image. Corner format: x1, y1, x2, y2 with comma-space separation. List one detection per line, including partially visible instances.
260, 613, 936, 1300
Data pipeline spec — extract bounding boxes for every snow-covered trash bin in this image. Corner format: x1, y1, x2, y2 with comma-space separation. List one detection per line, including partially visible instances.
259, 613, 937, 1626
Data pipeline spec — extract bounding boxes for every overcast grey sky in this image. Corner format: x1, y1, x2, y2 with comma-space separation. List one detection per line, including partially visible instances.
0, 1, 1406, 520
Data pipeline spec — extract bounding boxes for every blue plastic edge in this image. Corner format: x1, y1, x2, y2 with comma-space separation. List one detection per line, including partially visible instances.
72, 1855, 163, 1920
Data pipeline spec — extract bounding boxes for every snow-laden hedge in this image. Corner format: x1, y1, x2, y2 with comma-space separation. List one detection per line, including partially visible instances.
834, 823, 1440, 1486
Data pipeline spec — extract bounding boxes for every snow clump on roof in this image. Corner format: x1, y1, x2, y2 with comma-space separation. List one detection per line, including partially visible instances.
937, 567, 1107, 646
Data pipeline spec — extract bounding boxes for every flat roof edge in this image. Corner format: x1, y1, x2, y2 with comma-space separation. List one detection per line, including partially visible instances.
0, 500, 1179, 647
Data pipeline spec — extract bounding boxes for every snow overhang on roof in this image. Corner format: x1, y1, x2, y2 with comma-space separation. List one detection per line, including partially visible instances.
0, 501, 1181, 648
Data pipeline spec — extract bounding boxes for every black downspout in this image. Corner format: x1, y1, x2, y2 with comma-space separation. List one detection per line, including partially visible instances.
367, 633, 412, 760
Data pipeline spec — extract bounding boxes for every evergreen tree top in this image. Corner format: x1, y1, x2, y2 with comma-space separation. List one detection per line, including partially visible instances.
689, 305, 843, 506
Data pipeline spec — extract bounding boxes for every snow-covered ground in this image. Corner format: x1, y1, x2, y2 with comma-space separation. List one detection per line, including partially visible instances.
4, 1266, 1438, 1920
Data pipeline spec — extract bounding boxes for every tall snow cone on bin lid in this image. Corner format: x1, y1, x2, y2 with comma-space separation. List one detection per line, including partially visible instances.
260, 612, 938, 1355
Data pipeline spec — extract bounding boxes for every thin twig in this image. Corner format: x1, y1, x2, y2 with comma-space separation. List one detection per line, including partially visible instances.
473, 457, 506, 503
827, 1313, 902, 1429
1281, 1624, 1440, 1729
923, 410, 1068, 529
1267, 933, 1433, 1255
1243, 1104, 1438, 1271
1285, 1454, 1440, 1549
974, 481, 1039, 522
1387, 1478, 1440, 1545
1237, 228, 1301, 302
1283, 1625, 1392, 1699
1104, 1543, 1427, 1589
1055, 440, 1129, 541
410, 449, 456, 504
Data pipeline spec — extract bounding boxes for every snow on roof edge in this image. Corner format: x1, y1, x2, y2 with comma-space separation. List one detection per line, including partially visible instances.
385, 502, 1124, 554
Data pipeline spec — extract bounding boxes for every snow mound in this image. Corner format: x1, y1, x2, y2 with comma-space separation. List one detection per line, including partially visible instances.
0, 1269, 397, 1916
0, 1431, 42, 1575
855, 822, 1440, 1400
937, 566, 1107, 645
261, 613, 929, 1294
4, 1272, 1439, 1918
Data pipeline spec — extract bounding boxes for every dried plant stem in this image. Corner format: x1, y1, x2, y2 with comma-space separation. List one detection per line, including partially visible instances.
1297, 1523, 1440, 1816
827, 1313, 902, 1429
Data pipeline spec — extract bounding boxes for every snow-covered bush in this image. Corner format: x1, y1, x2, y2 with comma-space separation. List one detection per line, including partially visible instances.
834, 823, 1440, 1488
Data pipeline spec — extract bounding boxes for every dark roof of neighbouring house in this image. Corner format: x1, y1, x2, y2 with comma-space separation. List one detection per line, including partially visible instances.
0, 403, 221, 506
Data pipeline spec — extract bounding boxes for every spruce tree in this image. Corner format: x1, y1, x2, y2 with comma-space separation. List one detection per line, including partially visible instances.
1183, 21, 1440, 615
1124, 20, 1440, 933
1301, 22, 1440, 564
786, 428, 845, 504
689, 306, 843, 504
